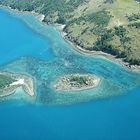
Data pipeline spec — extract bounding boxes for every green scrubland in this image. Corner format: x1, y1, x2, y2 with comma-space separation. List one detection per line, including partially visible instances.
0, 0, 140, 65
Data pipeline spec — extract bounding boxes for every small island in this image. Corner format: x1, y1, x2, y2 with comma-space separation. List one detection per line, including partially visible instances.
54, 74, 101, 92
0, 72, 35, 98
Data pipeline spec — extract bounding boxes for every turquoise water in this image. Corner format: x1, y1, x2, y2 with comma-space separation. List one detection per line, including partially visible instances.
0, 9, 54, 65
0, 8, 140, 140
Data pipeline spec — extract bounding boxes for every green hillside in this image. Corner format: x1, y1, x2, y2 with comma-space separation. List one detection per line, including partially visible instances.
0, 0, 140, 65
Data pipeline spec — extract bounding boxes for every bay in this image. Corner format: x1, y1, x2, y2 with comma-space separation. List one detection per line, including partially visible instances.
0, 8, 140, 140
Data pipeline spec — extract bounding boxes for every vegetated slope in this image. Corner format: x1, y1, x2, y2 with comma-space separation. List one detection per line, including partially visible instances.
0, 0, 140, 65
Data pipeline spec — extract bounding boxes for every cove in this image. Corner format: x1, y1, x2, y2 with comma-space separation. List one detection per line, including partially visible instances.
0, 7, 140, 140
0, 8, 55, 65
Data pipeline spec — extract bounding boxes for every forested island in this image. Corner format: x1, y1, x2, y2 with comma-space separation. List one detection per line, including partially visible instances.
54, 74, 101, 91
0, 0, 140, 66
0, 72, 35, 97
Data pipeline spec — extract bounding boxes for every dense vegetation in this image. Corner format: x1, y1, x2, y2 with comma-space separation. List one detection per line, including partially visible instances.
70, 76, 88, 85
0, 0, 140, 65
104, 0, 115, 4
0, 0, 87, 23
92, 26, 130, 55
128, 22, 140, 28
127, 13, 140, 21
0, 74, 16, 89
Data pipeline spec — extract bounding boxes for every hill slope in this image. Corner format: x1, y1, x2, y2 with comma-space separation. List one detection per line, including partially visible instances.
0, 0, 140, 65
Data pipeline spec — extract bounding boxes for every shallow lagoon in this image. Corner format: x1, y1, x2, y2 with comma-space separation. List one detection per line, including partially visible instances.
0, 8, 140, 140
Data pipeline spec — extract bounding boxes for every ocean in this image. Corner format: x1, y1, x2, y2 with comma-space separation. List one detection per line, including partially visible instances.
0, 8, 140, 140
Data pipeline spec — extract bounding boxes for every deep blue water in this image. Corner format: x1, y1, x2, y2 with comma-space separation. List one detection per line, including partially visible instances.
0, 86, 140, 140
0, 8, 140, 140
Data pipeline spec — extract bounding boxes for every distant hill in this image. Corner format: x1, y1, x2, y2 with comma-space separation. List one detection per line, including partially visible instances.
0, 0, 140, 65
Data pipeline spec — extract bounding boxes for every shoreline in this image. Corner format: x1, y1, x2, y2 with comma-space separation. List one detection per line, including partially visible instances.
57, 26, 140, 73
0, 5, 45, 22
0, 71, 35, 98
45, 20, 140, 72
0, 5, 140, 72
